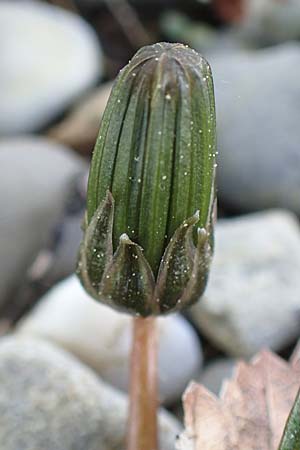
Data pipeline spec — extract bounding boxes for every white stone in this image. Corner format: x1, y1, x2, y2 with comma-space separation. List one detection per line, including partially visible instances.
0, 1, 102, 134
0, 336, 180, 450
18, 275, 202, 404
189, 210, 300, 357
0, 137, 85, 307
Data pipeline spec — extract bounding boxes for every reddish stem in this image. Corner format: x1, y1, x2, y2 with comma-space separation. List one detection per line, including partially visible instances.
127, 316, 159, 450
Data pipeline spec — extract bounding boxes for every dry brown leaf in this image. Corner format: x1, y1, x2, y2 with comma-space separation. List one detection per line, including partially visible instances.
47, 82, 112, 155
176, 350, 300, 450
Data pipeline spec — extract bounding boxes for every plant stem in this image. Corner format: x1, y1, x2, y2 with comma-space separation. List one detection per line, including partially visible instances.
127, 316, 158, 450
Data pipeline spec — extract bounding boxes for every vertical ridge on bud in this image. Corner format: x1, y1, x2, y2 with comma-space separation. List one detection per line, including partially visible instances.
139, 55, 179, 275
190, 63, 216, 228
111, 72, 149, 248
126, 79, 150, 244
167, 53, 216, 238
87, 67, 135, 224
167, 62, 193, 239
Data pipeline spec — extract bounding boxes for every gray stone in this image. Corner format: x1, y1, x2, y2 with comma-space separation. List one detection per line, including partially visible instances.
0, 1, 102, 134
190, 210, 300, 357
0, 137, 85, 307
18, 275, 202, 405
32, 171, 88, 284
212, 43, 300, 214
0, 336, 181, 450
199, 359, 236, 395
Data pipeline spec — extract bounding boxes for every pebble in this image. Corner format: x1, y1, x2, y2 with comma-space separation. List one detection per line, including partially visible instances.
189, 210, 300, 357
0, 336, 180, 450
18, 275, 203, 405
28, 171, 88, 285
0, 137, 85, 309
0, 1, 102, 134
212, 43, 300, 214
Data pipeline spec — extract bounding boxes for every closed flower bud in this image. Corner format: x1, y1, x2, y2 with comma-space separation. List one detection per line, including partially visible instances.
77, 42, 217, 316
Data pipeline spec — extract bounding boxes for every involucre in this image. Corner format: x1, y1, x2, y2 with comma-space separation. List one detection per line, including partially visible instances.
77, 42, 217, 316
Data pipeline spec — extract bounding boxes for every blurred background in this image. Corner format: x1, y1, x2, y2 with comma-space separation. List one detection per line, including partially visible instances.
1, 0, 300, 440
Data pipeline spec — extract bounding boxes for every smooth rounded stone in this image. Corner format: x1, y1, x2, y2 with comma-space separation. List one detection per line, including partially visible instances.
198, 359, 236, 395
212, 43, 300, 214
189, 210, 300, 357
0, 336, 180, 450
0, 1, 102, 135
18, 275, 202, 405
0, 137, 85, 308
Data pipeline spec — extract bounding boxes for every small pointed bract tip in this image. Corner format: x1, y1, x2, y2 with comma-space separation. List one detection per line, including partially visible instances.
184, 210, 200, 227
119, 233, 131, 244
106, 190, 114, 205
194, 210, 200, 221
198, 227, 208, 240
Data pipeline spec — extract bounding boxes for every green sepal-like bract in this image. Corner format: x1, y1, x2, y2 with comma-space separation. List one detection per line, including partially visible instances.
77, 192, 114, 298
100, 234, 156, 316
155, 212, 213, 314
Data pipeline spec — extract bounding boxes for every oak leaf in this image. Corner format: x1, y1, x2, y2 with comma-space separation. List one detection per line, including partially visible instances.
176, 350, 300, 450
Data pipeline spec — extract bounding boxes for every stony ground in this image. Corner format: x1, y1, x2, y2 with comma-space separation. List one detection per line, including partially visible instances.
1, 1, 300, 449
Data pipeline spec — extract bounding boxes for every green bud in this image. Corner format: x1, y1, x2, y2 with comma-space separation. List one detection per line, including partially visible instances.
77, 42, 217, 316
